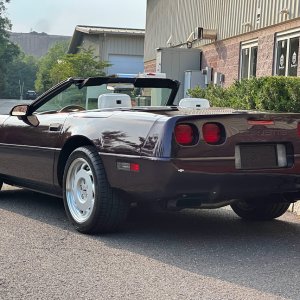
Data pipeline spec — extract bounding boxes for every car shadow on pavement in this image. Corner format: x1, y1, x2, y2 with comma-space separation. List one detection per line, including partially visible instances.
0, 188, 69, 229
0, 187, 299, 299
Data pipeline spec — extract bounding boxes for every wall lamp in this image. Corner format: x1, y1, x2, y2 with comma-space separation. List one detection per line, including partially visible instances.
280, 8, 289, 15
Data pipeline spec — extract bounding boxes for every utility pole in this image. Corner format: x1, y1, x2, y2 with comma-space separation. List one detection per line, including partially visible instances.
19, 80, 24, 100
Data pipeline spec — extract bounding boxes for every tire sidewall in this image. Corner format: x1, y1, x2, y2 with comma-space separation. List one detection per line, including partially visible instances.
231, 198, 290, 220
63, 147, 104, 232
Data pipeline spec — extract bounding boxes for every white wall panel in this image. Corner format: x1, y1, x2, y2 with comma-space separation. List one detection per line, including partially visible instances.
83, 35, 144, 62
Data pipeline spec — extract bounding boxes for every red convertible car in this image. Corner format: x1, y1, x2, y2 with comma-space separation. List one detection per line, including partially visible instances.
1, 75, 300, 233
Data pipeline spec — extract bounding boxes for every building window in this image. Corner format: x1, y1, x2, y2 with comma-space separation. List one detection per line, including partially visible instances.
240, 41, 258, 79
275, 31, 300, 77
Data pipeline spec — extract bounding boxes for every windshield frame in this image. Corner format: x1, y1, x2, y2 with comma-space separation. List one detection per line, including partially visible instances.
28, 76, 180, 114
79, 77, 180, 106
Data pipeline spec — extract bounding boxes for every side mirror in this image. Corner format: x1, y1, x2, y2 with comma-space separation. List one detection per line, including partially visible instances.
10, 104, 39, 127
10, 104, 30, 116
26, 115, 40, 127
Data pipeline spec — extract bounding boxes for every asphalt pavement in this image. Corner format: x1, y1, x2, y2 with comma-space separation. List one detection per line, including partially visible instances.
0, 184, 299, 300
0, 99, 33, 115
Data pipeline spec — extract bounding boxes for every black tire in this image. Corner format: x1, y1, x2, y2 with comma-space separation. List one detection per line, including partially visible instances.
63, 146, 128, 234
230, 198, 290, 221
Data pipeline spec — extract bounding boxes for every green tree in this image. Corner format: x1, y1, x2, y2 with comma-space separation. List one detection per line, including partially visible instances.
0, 0, 20, 96
35, 43, 110, 93
35, 40, 69, 93
2, 52, 38, 99
49, 47, 110, 84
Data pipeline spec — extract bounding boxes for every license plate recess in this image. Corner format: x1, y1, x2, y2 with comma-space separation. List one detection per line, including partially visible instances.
235, 144, 287, 170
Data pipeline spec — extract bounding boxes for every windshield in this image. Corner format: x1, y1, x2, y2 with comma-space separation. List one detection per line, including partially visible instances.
35, 81, 174, 113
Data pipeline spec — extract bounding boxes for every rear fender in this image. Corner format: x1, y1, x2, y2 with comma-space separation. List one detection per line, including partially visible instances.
141, 117, 180, 158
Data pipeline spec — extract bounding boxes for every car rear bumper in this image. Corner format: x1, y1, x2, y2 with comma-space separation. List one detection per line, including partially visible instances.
101, 153, 300, 203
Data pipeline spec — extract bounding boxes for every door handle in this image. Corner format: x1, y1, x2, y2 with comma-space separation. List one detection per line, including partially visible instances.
49, 123, 62, 132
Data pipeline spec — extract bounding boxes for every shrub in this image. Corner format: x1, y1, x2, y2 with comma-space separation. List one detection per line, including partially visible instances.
188, 76, 300, 112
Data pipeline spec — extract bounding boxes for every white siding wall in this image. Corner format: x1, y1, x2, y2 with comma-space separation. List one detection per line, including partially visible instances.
81, 35, 101, 56
145, 0, 300, 61
82, 34, 144, 62
81, 33, 144, 74
104, 35, 144, 61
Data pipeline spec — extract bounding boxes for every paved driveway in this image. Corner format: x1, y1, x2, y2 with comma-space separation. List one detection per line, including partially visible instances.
0, 185, 299, 300
0, 99, 33, 115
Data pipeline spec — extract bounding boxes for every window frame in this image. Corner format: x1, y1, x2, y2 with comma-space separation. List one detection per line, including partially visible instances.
274, 29, 300, 77
239, 39, 258, 80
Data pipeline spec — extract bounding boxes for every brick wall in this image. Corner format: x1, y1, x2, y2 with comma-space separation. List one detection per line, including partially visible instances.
145, 18, 300, 87
200, 32, 276, 85
201, 18, 300, 86
256, 34, 275, 77
201, 39, 241, 86
144, 60, 156, 73
200, 34, 275, 85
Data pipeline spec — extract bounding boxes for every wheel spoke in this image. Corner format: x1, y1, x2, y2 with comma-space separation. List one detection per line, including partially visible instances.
65, 158, 96, 223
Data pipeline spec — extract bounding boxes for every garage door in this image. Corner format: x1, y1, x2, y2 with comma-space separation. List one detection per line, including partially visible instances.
108, 55, 144, 75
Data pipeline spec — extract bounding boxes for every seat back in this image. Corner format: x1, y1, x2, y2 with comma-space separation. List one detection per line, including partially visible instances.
98, 93, 132, 109
179, 98, 210, 109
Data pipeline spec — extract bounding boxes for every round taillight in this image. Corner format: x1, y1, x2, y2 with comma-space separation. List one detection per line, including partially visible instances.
175, 124, 194, 145
202, 123, 221, 144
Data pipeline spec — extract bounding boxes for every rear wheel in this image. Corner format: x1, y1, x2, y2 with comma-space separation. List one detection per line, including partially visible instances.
230, 198, 290, 221
63, 146, 128, 234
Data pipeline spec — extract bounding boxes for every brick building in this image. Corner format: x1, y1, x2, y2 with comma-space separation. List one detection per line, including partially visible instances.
144, 0, 300, 88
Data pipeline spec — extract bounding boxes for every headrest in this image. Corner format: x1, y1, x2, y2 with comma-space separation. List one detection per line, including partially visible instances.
98, 93, 132, 109
179, 98, 210, 109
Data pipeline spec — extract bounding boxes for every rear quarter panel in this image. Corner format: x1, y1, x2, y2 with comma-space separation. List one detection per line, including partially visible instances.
60, 111, 168, 155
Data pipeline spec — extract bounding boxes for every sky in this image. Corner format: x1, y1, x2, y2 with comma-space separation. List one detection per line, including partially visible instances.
6, 0, 147, 36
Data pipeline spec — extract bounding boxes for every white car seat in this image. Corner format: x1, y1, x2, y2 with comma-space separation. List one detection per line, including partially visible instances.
179, 98, 210, 109
98, 93, 132, 109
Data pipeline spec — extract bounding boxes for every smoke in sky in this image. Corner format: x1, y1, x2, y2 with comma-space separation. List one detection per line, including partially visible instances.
33, 19, 51, 33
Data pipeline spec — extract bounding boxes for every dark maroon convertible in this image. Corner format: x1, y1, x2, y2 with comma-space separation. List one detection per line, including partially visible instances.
1, 75, 300, 233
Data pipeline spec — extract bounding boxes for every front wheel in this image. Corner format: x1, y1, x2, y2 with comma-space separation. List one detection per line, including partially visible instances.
230, 198, 290, 221
63, 146, 128, 234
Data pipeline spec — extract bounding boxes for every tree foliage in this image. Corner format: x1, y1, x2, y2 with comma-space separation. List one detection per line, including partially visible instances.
49, 48, 110, 84
2, 52, 38, 99
0, 0, 20, 96
35, 43, 110, 93
35, 40, 69, 93
188, 76, 300, 113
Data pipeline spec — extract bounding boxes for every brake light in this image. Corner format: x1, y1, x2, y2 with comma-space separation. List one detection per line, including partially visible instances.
202, 123, 222, 144
248, 120, 274, 125
175, 124, 194, 145
130, 163, 140, 172
117, 162, 140, 172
